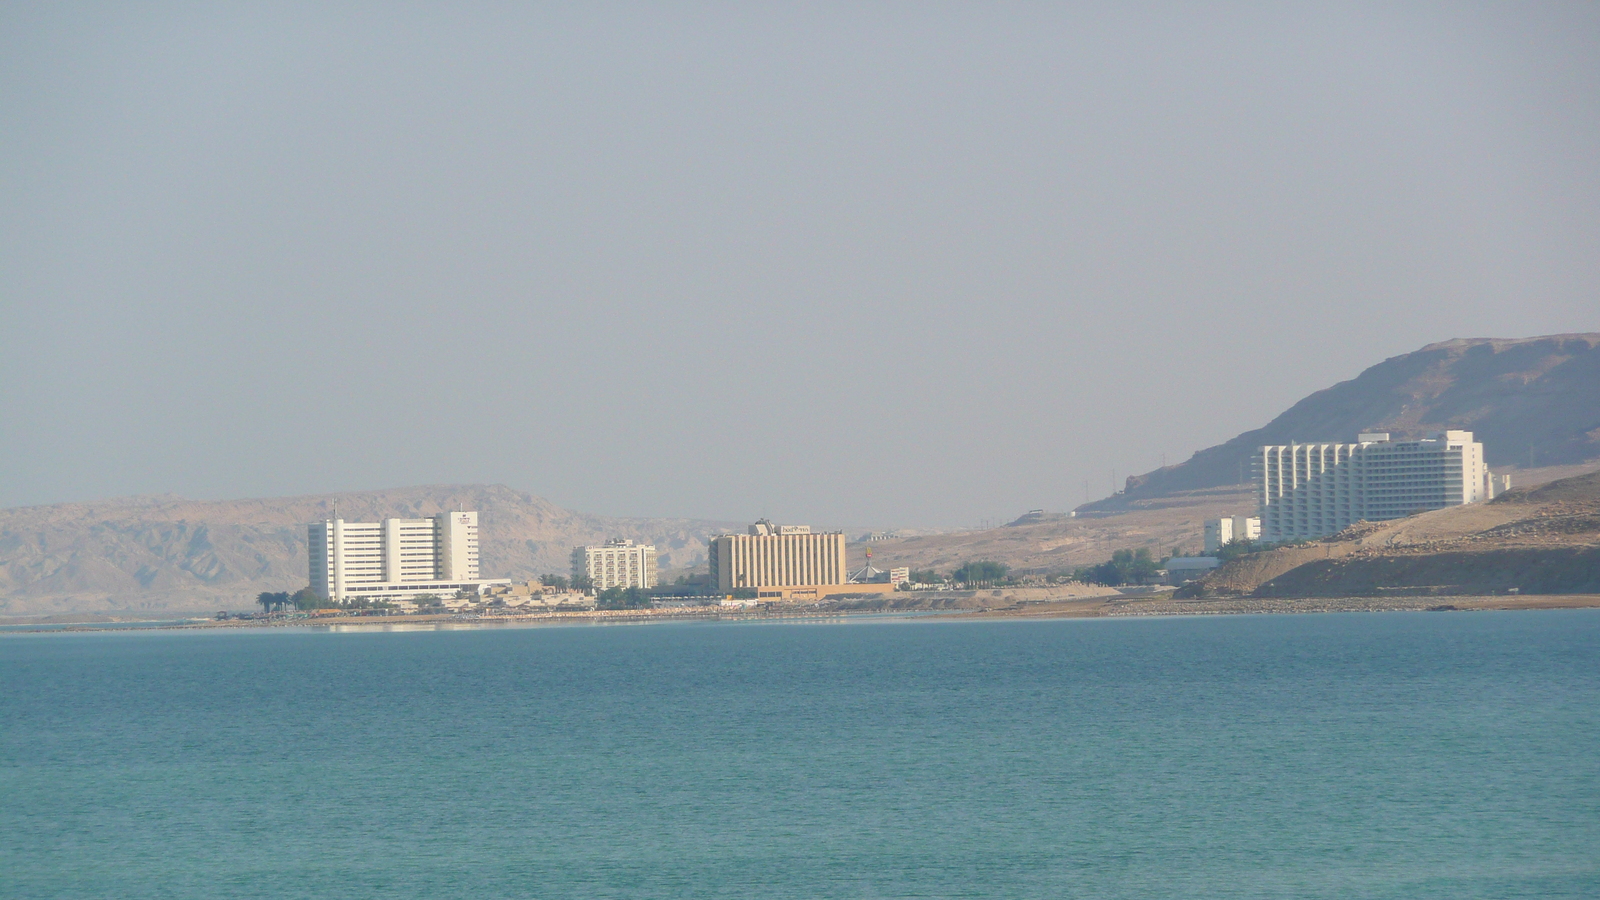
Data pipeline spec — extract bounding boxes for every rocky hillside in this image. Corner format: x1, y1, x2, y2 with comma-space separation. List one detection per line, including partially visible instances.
853, 486, 1255, 575
0, 485, 738, 616
1191, 468, 1600, 598
1082, 333, 1600, 513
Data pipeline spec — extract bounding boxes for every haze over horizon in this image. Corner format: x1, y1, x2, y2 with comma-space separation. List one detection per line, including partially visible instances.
4, 4, 1598, 528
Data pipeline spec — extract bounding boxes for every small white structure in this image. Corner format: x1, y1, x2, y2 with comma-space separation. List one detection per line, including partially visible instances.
889, 567, 910, 586
1165, 557, 1221, 585
1204, 516, 1262, 554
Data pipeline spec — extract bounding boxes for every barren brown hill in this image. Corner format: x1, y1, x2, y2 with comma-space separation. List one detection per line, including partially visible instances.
1193, 466, 1600, 598
850, 461, 1600, 579
0, 485, 738, 617
1082, 333, 1600, 514
853, 486, 1256, 575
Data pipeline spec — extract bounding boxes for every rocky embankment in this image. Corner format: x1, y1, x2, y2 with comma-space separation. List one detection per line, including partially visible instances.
1106, 595, 1596, 617
1252, 547, 1600, 597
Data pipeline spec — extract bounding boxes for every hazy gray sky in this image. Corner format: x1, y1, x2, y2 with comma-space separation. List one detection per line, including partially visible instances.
3, 3, 1597, 527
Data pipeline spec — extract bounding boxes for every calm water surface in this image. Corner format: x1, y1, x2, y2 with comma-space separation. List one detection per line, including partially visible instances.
2, 611, 1597, 898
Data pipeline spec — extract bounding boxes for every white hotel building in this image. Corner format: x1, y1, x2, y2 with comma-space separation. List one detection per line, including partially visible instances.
309, 511, 510, 603
1204, 515, 1262, 554
1255, 431, 1500, 542
572, 539, 658, 591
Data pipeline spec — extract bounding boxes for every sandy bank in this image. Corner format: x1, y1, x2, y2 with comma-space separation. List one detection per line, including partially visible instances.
947, 593, 1600, 620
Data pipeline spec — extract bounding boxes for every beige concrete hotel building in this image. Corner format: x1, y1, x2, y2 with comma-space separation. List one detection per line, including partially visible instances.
707, 520, 849, 593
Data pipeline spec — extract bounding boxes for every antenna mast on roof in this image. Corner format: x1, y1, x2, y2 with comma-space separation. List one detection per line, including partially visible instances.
849, 547, 884, 584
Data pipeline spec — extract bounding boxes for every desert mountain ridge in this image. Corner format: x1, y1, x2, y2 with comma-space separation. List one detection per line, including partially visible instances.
10, 333, 1599, 617
0, 484, 742, 617
1081, 333, 1600, 513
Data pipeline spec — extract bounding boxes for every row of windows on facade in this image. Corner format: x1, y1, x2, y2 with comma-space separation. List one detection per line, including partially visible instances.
1264, 450, 1467, 460
345, 583, 473, 592
1265, 471, 1464, 479
1271, 494, 1454, 505
1266, 482, 1462, 491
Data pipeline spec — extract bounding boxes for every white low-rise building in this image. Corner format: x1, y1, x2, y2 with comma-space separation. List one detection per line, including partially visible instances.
1204, 516, 1262, 553
1166, 556, 1221, 585
501, 590, 593, 609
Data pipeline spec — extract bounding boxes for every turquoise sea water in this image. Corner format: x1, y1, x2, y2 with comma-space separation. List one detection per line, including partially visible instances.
3, 611, 1597, 899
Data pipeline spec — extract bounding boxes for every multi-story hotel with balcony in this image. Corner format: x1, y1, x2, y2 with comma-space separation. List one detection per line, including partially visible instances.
309, 510, 509, 603
1255, 431, 1499, 541
572, 539, 658, 591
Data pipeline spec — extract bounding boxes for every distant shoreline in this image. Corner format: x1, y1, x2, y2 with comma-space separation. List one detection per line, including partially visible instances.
939, 593, 1600, 620
4, 593, 1598, 634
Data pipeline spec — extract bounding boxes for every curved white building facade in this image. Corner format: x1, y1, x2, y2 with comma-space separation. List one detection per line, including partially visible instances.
1255, 431, 1496, 541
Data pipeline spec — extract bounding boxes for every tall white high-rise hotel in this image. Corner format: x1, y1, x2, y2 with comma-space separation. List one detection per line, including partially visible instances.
309, 511, 508, 602
1255, 431, 1500, 541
